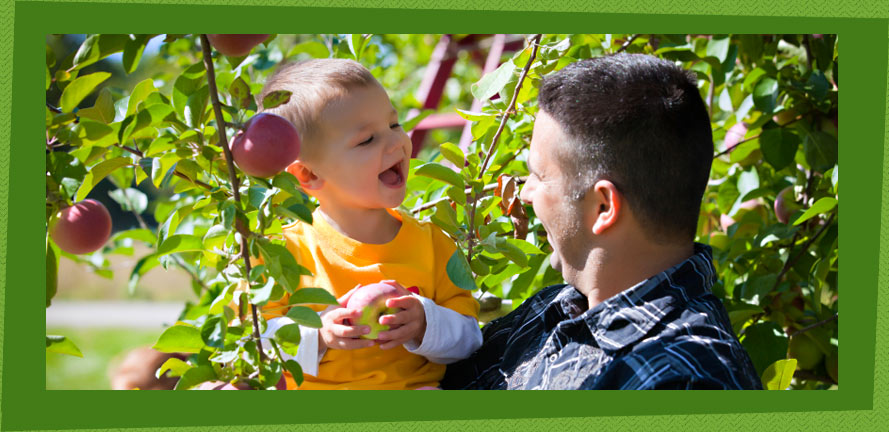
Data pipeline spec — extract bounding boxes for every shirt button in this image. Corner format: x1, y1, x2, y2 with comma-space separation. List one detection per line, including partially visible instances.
549, 354, 558, 362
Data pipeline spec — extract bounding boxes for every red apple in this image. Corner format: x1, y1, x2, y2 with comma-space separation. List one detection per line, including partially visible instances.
346, 282, 405, 340
50, 199, 112, 254
206, 34, 269, 57
774, 186, 801, 224
231, 113, 301, 178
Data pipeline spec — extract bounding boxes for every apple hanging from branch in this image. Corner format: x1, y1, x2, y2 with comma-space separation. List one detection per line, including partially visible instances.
206, 34, 269, 57
49, 199, 112, 254
231, 113, 301, 178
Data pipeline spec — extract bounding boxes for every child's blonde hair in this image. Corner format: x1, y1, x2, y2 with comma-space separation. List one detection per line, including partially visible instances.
259, 58, 378, 159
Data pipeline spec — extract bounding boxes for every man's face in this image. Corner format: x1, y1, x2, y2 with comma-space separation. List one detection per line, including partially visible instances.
306, 83, 412, 210
520, 111, 589, 282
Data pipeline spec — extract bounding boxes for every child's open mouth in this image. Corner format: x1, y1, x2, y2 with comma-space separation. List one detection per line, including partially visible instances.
379, 160, 405, 188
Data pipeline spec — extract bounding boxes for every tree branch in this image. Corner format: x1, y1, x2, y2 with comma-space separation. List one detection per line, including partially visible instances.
789, 313, 838, 339
712, 117, 803, 159
200, 34, 264, 362
468, 34, 542, 263
411, 176, 527, 214
614, 34, 640, 55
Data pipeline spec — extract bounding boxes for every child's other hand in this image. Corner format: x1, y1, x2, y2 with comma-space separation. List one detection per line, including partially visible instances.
374, 281, 427, 350
318, 285, 376, 353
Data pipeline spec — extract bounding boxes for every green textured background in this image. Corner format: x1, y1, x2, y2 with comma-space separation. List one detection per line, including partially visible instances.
8, 1, 888, 430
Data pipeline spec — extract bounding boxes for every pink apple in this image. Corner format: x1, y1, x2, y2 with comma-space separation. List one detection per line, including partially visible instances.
50, 199, 112, 254
346, 282, 404, 340
774, 186, 801, 224
206, 34, 269, 57
231, 113, 301, 178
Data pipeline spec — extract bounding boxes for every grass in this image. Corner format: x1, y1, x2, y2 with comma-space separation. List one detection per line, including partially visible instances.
46, 326, 165, 390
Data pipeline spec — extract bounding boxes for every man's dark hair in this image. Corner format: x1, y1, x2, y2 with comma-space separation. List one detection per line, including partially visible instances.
538, 53, 713, 243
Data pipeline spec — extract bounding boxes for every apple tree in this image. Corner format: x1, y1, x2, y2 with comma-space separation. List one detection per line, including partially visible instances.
46, 33, 838, 390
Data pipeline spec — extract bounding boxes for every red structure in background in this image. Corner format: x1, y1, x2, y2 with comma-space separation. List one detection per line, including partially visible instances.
408, 34, 526, 158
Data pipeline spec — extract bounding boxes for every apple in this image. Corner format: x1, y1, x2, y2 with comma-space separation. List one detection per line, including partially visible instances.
774, 186, 801, 224
788, 334, 824, 370
346, 282, 404, 340
772, 108, 797, 126
206, 34, 269, 57
724, 122, 748, 153
50, 199, 112, 254
231, 113, 301, 178
719, 199, 762, 232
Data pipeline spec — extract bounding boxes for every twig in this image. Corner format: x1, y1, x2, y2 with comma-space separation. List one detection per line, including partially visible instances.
115, 143, 217, 192
614, 34, 640, 55
200, 34, 265, 362
47, 102, 62, 113
789, 313, 838, 339
712, 117, 803, 159
468, 34, 542, 263
411, 176, 527, 214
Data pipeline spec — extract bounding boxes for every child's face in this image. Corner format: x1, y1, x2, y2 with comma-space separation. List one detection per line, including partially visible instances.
304, 83, 412, 211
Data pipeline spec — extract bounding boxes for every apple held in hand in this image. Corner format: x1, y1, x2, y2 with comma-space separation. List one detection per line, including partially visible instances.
206, 34, 269, 57
346, 282, 404, 340
231, 113, 301, 178
50, 199, 112, 254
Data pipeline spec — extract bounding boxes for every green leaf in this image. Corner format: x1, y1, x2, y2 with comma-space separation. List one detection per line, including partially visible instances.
174, 364, 217, 390
287, 288, 339, 306
201, 316, 227, 349
285, 306, 322, 328
250, 276, 279, 306
46, 335, 83, 357
185, 85, 209, 128
446, 248, 477, 290
740, 321, 788, 376
71, 34, 128, 71
284, 360, 304, 386
157, 357, 191, 378
108, 187, 148, 214
157, 235, 204, 256
759, 128, 800, 171
76, 87, 116, 124
262, 90, 292, 110
128, 254, 159, 295
126, 78, 157, 116
153, 324, 204, 354
761, 359, 797, 390
471, 60, 516, 101
46, 242, 58, 308
172, 62, 206, 119
75, 157, 132, 201
415, 162, 464, 189
229, 76, 252, 110
706, 35, 730, 62
209, 283, 235, 315
287, 41, 330, 59
122, 34, 153, 74
439, 142, 465, 167
60, 72, 111, 113
275, 201, 314, 224
793, 197, 837, 226
753, 77, 778, 115
803, 130, 838, 173
275, 323, 302, 345
401, 109, 432, 132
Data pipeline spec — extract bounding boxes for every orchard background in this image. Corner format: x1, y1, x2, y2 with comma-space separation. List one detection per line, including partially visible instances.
45, 34, 839, 390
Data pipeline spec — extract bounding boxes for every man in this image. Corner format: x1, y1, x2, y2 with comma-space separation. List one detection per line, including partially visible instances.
441, 54, 762, 390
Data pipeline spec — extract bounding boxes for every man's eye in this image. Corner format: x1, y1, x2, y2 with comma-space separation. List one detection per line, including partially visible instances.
390, 123, 401, 129
359, 136, 373, 146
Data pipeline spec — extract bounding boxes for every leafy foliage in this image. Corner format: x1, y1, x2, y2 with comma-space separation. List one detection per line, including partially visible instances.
46, 33, 838, 390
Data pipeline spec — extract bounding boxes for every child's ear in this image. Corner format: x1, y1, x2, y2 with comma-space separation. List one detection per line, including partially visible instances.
286, 160, 324, 191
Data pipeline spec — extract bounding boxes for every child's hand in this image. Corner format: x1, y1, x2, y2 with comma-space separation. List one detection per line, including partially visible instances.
318, 285, 376, 353
374, 281, 427, 350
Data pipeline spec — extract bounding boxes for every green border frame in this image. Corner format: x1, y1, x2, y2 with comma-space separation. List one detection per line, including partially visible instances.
5, 2, 886, 431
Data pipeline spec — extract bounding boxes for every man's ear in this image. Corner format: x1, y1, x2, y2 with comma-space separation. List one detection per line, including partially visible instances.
286, 160, 324, 191
589, 180, 621, 235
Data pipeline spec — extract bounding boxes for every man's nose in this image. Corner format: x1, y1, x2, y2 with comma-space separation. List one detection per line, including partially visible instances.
519, 181, 532, 205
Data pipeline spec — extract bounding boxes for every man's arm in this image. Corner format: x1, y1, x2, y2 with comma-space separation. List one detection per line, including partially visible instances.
439, 306, 521, 390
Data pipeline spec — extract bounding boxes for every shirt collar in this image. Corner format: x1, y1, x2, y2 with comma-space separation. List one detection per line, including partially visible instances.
560, 243, 717, 352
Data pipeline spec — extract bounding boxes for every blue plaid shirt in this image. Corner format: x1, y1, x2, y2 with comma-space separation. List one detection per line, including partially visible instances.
441, 244, 762, 390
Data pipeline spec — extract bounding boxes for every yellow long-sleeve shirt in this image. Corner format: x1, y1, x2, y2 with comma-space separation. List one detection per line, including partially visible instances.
264, 207, 479, 390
